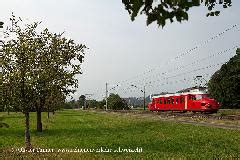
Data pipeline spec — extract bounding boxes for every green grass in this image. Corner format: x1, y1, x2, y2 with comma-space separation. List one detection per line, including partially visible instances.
0, 110, 240, 159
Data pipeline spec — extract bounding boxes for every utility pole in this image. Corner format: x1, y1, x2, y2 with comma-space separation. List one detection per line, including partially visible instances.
143, 86, 146, 110
105, 82, 108, 110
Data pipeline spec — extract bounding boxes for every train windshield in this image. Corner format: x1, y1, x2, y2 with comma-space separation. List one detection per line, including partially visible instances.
195, 94, 209, 100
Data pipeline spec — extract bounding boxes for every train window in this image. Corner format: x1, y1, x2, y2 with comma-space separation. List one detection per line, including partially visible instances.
189, 95, 196, 100
164, 99, 166, 104
167, 98, 171, 104
180, 97, 184, 103
171, 98, 174, 104
196, 95, 202, 100
176, 98, 178, 104
192, 95, 196, 100
160, 99, 162, 104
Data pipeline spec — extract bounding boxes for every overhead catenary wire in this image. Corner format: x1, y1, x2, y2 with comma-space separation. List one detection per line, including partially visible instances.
113, 24, 239, 86
99, 55, 233, 99
106, 49, 233, 99
133, 60, 226, 87
118, 73, 212, 96
95, 24, 240, 100
96, 51, 235, 97
115, 59, 226, 95
118, 45, 238, 88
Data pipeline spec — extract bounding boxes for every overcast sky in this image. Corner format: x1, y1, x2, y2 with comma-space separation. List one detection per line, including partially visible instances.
1, 0, 240, 100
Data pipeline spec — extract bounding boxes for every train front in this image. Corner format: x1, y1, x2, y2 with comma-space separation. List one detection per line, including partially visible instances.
200, 94, 220, 113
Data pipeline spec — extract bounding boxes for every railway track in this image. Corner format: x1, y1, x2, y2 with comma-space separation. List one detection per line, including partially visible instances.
103, 109, 240, 121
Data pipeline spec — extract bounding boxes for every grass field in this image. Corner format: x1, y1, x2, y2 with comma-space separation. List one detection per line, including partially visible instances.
0, 110, 240, 159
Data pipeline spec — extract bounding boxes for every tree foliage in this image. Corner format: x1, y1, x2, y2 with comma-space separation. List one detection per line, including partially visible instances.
63, 98, 105, 110
78, 95, 86, 108
97, 100, 106, 109
122, 0, 232, 27
87, 99, 99, 109
3, 14, 87, 110
208, 48, 240, 108
107, 93, 129, 110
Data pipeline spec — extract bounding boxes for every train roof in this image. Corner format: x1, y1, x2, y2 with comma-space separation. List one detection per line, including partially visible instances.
152, 89, 208, 99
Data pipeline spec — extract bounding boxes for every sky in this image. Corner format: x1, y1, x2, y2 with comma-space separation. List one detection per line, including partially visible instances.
1, 0, 240, 100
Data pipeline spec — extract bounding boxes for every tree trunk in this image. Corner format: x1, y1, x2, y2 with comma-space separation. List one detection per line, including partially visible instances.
47, 110, 50, 119
25, 112, 31, 149
47, 106, 50, 119
36, 107, 42, 132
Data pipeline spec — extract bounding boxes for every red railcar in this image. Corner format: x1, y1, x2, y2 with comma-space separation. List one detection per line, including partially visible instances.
148, 90, 220, 113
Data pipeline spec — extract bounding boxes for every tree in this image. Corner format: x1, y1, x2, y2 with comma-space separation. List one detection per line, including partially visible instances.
95, 99, 106, 109
78, 95, 86, 109
30, 27, 86, 132
87, 99, 99, 109
208, 48, 240, 108
63, 101, 74, 109
3, 17, 38, 149
107, 93, 129, 110
2, 15, 87, 148
122, 0, 232, 27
